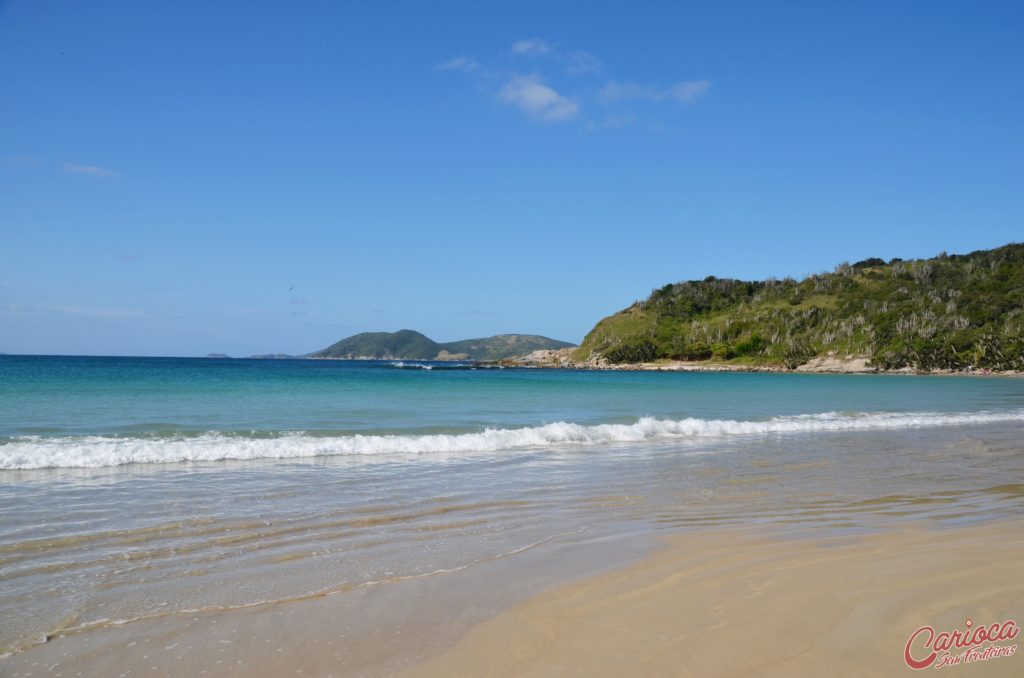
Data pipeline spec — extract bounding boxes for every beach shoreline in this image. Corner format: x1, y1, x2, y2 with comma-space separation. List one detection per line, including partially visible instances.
402, 518, 1024, 677
6, 517, 1020, 677
0, 521, 662, 677
491, 348, 1024, 376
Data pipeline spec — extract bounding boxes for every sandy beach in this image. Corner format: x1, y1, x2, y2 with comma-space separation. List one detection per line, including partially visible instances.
404, 519, 1024, 677
7, 518, 1020, 677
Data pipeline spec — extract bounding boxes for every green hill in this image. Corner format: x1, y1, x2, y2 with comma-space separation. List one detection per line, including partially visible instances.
310, 330, 441, 360
441, 334, 575, 361
310, 330, 575, 361
576, 243, 1024, 371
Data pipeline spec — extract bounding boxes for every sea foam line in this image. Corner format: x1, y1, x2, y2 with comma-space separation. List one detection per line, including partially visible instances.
1, 410, 1022, 470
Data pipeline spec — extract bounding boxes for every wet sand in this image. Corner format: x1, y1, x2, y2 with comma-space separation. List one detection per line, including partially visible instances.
403, 519, 1024, 677
0, 522, 657, 677
7, 519, 1021, 677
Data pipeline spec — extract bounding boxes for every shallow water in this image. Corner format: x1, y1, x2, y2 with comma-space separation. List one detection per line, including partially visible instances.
1, 356, 1023, 660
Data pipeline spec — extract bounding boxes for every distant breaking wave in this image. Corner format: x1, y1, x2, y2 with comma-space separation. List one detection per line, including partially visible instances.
1, 410, 1022, 470
387, 361, 482, 370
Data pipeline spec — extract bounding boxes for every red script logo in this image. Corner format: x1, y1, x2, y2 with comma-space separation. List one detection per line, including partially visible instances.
904, 618, 1018, 670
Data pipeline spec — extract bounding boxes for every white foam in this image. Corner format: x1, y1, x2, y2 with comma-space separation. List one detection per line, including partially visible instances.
1, 410, 1022, 470
389, 361, 434, 369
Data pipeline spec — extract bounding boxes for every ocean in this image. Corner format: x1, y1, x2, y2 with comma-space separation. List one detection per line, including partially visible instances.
2, 355, 1024, 667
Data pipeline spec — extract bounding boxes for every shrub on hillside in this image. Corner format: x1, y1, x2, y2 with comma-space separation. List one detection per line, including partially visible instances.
602, 339, 659, 364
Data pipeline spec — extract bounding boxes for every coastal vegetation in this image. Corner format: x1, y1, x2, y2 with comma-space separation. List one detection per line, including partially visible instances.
313, 330, 442, 360
576, 243, 1024, 371
439, 334, 576, 361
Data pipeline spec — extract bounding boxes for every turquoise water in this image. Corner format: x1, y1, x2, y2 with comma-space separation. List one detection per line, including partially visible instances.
1, 355, 1024, 661
2, 355, 1023, 467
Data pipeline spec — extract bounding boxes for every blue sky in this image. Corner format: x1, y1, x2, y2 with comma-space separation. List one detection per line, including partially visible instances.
2, 1, 1022, 356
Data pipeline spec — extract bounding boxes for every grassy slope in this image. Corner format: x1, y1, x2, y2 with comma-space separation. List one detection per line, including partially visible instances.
441, 335, 576, 361
576, 243, 1024, 370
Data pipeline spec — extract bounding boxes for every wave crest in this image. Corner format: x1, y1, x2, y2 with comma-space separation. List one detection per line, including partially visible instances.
2, 409, 1022, 470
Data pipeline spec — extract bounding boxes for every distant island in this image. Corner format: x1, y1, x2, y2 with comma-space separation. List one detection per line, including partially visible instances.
308, 330, 575, 361
204, 353, 302, 360
571, 243, 1023, 372
210, 243, 1022, 373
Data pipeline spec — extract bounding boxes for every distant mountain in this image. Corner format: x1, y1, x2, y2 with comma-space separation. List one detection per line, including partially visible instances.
309, 330, 575, 361
204, 353, 231, 359
311, 330, 441, 360
246, 353, 301, 360
441, 334, 575, 361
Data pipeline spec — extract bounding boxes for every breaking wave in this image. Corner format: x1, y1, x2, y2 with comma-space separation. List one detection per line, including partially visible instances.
388, 361, 479, 370
2, 409, 1022, 470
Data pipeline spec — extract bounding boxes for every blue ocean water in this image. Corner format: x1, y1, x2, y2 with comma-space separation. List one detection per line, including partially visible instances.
2, 355, 1023, 661
1, 355, 1023, 468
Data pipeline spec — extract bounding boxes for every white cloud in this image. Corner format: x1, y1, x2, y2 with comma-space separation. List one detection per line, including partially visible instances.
61, 162, 117, 178
440, 40, 708, 130
567, 50, 602, 75
435, 56, 481, 74
601, 82, 656, 101
498, 75, 579, 122
601, 79, 711, 104
667, 80, 712, 103
511, 38, 552, 56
